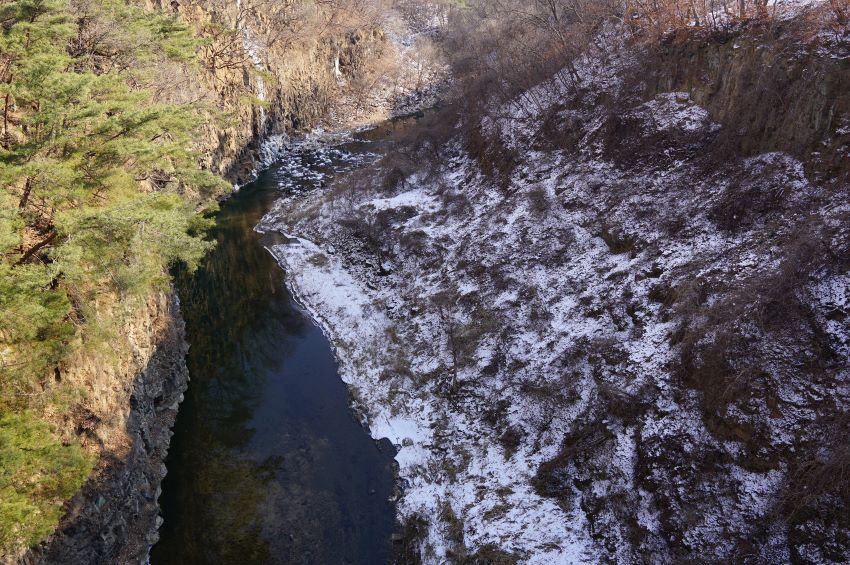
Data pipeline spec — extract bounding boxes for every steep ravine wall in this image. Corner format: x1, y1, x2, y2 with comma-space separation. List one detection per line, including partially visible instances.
148, 0, 388, 185
22, 293, 189, 565
261, 14, 850, 562
18, 2, 389, 563
642, 22, 850, 182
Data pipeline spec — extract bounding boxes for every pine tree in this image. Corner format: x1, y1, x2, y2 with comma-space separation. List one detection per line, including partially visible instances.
0, 0, 228, 554
0, 412, 92, 551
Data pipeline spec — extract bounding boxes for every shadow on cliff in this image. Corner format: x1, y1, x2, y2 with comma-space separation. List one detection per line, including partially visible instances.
21, 293, 190, 565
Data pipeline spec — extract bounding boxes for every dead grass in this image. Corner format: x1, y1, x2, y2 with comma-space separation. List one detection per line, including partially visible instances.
781, 413, 850, 559
391, 513, 429, 565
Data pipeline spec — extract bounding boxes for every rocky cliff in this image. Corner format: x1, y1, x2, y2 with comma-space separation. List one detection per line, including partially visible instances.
643, 20, 850, 183
15, 1, 403, 563
23, 293, 188, 565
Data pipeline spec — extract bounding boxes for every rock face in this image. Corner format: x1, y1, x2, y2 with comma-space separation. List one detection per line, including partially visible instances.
644, 25, 850, 183
167, 0, 390, 185
23, 292, 188, 565
17, 2, 400, 563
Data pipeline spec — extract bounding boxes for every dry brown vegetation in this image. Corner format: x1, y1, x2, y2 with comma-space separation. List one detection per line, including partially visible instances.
437, 2, 846, 558
273, 1, 849, 559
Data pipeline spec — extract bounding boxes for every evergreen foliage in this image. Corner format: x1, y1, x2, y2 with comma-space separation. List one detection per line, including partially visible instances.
0, 0, 227, 553
0, 412, 92, 552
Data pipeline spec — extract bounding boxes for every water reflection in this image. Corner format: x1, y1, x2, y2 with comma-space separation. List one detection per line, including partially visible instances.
151, 138, 396, 564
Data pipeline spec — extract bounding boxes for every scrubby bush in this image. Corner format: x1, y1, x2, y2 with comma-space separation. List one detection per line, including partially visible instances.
830, 0, 850, 24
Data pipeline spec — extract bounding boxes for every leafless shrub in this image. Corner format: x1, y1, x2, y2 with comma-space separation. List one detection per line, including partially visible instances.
438, 187, 473, 218
482, 398, 512, 429
779, 412, 850, 559
674, 224, 834, 445
397, 229, 430, 258
527, 187, 551, 217
830, 0, 850, 24
532, 421, 614, 500
536, 105, 589, 152
380, 166, 408, 195
439, 502, 467, 558
599, 222, 639, 256
498, 425, 525, 459
462, 121, 521, 186
307, 253, 329, 267
596, 380, 650, 424
338, 206, 396, 271
467, 544, 521, 565
785, 414, 850, 512
391, 513, 430, 565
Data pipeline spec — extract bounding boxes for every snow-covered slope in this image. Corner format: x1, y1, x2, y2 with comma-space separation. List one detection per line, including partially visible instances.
261, 11, 850, 564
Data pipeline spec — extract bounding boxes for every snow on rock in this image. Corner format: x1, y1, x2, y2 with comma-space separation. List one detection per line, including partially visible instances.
259, 11, 850, 563
266, 220, 600, 563
641, 93, 717, 132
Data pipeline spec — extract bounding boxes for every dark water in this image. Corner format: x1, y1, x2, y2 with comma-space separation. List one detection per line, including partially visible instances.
151, 135, 397, 564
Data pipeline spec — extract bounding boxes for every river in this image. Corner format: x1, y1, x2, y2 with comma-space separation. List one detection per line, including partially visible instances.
150, 128, 401, 564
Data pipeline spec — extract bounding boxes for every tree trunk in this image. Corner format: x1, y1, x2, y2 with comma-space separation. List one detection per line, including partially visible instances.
3, 92, 9, 137
16, 231, 56, 265
19, 177, 32, 209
